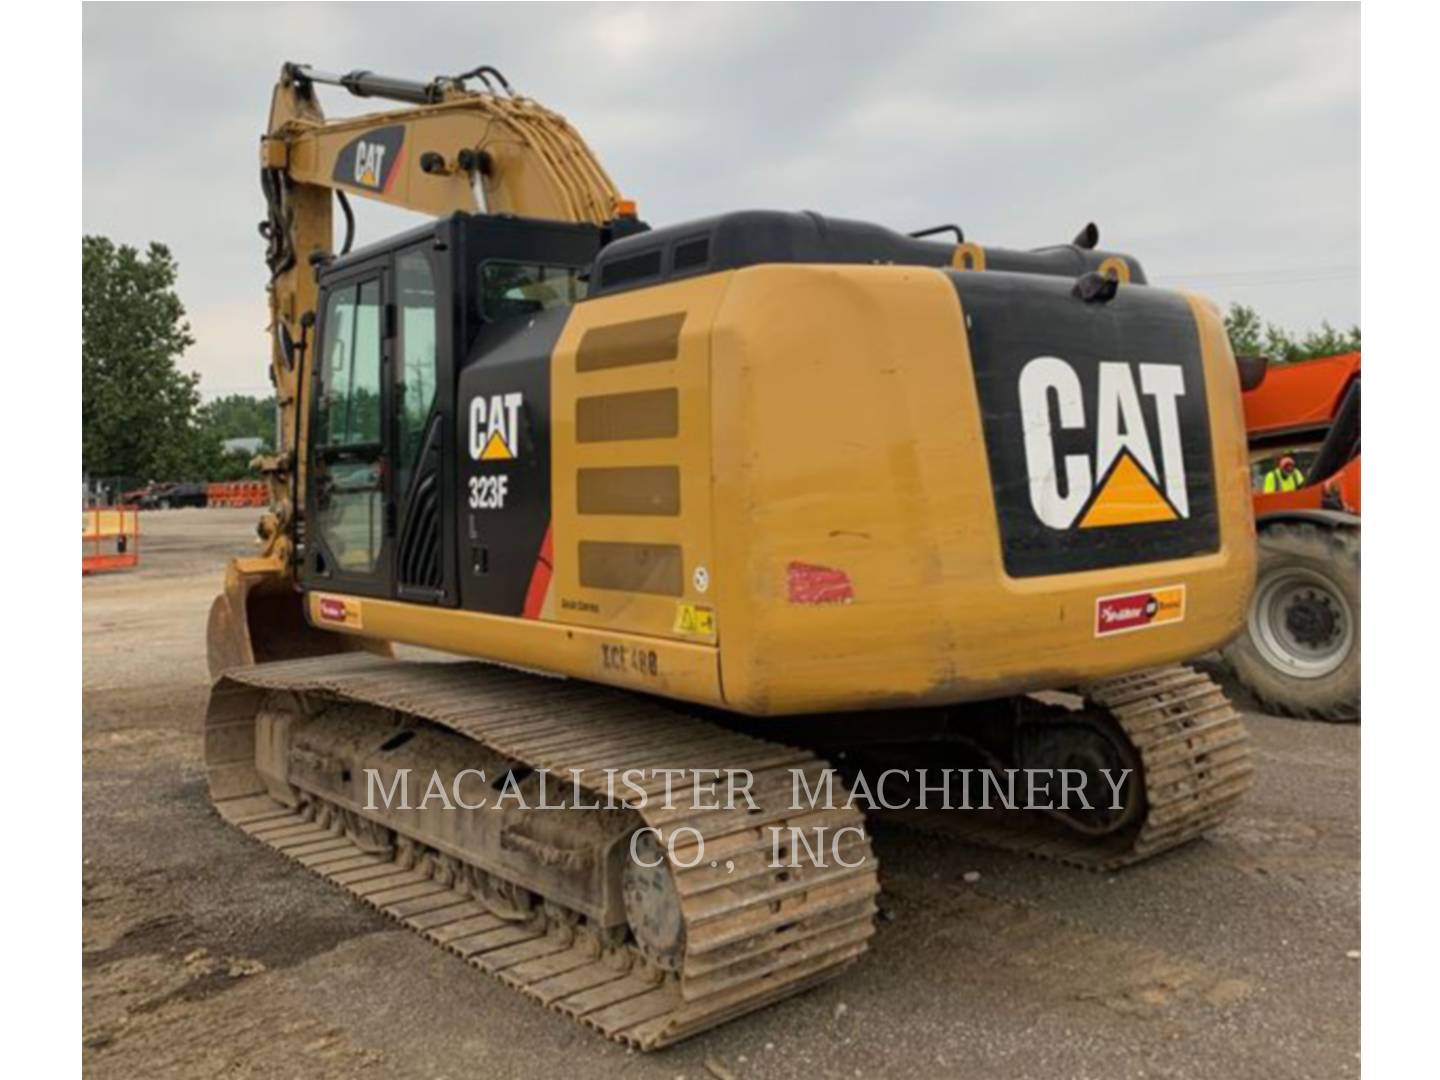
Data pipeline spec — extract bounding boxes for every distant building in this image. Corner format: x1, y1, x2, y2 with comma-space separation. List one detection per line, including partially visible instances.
222, 437, 266, 456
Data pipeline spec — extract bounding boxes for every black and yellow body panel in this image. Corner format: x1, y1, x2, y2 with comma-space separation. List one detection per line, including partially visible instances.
300, 210, 1254, 717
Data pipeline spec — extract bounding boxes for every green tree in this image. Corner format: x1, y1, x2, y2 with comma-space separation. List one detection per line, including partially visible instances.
1224, 303, 1361, 364
204, 447, 260, 483
83, 236, 218, 479
1224, 304, 1266, 357
199, 394, 277, 446
191, 395, 273, 481
1293, 321, 1362, 361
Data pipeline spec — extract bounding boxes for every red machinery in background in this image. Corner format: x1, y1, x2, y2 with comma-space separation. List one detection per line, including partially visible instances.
1223, 351, 1360, 720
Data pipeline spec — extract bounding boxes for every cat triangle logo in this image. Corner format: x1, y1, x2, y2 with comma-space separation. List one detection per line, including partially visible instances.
1078, 450, 1179, 529
479, 430, 515, 461
469, 392, 523, 462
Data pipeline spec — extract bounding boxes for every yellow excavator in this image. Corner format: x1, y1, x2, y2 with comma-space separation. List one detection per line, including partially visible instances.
204, 63, 1257, 1048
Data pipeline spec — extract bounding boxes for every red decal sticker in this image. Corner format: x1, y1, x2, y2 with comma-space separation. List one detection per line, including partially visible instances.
315, 594, 362, 629
1095, 585, 1186, 636
787, 562, 855, 605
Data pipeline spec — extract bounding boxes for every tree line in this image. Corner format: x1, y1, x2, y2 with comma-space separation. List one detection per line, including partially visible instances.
1223, 304, 1360, 363
82, 236, 274, 484
82, 234, 1362, 484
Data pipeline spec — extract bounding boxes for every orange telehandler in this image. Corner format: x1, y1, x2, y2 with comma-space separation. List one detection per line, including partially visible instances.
1223, 351, 1359, 720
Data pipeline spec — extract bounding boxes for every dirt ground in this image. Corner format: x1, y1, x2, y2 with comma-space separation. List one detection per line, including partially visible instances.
83, 509, 1359, 1079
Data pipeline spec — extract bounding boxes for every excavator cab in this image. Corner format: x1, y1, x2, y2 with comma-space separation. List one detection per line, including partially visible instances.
300, 213, 603, 609
206, 212, 610, 677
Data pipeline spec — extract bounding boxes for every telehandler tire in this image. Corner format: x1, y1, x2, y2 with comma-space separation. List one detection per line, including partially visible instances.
1223, 521, 1359, 722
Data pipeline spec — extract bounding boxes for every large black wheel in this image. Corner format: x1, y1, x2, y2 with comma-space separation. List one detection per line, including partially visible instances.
1223, 522, 1359, 722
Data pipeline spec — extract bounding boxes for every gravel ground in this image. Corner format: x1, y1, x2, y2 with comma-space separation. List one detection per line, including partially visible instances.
82, 508, 1359, 1079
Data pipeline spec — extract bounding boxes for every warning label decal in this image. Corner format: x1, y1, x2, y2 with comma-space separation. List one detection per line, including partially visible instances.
673, 603, 717, 638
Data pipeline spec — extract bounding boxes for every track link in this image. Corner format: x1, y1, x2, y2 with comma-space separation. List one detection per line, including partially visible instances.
1085, 664, 1255, 865
890, 666, 1254, 870
205, 654, 878, 1049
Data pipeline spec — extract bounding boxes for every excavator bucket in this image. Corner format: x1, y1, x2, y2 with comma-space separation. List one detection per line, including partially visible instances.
206, 556, 384, 680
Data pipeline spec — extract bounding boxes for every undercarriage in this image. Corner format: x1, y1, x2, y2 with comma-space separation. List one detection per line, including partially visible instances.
205, 654, 1250, 1047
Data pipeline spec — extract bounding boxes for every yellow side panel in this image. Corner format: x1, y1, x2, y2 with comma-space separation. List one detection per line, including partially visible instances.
547, 274, 733, 644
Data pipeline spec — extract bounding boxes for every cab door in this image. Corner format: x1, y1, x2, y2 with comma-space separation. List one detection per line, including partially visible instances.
304, 265, 393, 597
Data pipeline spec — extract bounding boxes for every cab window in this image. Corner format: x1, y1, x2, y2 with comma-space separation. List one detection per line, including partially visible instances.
313, 278, 383, 575
480, 262, 586, 321
396, 250, 437, 497
319, 280, 383, 446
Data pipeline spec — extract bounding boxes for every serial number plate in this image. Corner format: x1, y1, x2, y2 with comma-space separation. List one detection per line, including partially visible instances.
600, 643, 659, 679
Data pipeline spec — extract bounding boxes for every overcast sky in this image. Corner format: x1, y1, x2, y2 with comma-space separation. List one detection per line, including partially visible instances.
83, 2, 1359, 399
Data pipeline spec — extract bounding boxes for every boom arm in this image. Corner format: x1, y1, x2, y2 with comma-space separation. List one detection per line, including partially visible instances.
256, 62, 623, 567
267, 64, 621, 223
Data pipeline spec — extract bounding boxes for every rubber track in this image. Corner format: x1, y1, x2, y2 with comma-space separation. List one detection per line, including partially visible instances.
895, 665, 1254, 871
205, 654, 878, 1049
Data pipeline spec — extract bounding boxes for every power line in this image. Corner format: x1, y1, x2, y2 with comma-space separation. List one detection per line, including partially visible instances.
1169, 276, 1359, 293
1162, 263, 1359, 284
1165, 262, 1356, 277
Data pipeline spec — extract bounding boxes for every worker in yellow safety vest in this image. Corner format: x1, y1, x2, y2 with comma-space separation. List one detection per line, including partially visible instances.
1263, 455, 1306, 493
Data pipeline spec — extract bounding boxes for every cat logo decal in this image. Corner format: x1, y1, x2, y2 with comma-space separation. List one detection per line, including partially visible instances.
1018, 356, 1189, 531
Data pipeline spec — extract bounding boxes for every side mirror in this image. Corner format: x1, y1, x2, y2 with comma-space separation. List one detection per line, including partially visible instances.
1235, 354, 1269, 393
